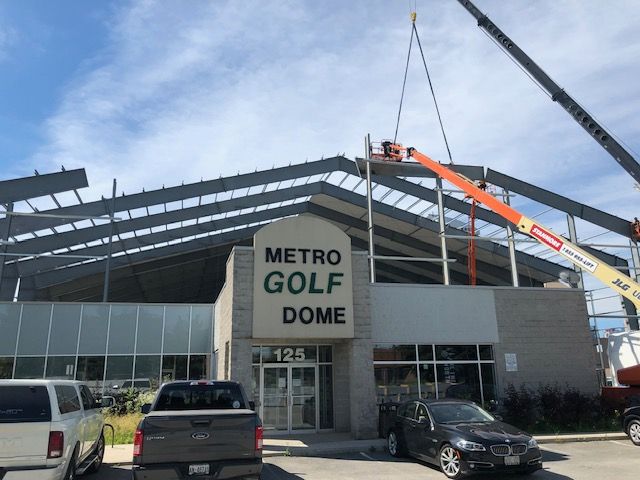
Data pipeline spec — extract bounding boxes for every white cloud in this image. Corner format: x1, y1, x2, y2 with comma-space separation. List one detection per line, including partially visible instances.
26, 0, 640, 223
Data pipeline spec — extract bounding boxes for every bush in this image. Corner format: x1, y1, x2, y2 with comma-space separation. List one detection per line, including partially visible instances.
500, 383, 620, 434
106, 388, 156, 416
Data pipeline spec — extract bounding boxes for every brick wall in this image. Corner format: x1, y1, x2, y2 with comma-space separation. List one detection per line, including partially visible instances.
493, 287, 599, 395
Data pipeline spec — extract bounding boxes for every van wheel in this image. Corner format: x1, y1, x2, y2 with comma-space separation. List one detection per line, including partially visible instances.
86, 434, 105, 473
64, 446, 78, 480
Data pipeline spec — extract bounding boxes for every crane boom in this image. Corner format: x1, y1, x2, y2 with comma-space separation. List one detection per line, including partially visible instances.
457, 0, 640, 184
389, 146, 640, 308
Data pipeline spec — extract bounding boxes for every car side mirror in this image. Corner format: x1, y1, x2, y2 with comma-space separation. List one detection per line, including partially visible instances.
100, 396, 115, 408
418, 415, 428, 424
141, 403, 152, 414
249, 401, 256, 410
494, 414, 503, 421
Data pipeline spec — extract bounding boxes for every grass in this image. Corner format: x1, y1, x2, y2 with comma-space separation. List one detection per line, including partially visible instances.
103, 413, 143, 445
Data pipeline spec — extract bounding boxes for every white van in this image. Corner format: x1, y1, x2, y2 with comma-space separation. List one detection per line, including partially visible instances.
0, 379, 114, 480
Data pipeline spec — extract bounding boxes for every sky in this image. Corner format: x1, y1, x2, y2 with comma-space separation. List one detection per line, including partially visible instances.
1, 0, 640, 327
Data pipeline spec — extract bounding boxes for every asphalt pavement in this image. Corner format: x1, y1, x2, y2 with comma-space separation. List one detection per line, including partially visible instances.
94, 439, 640, 479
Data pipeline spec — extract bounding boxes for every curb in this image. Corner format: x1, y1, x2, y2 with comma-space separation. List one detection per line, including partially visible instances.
536, 432, 628, 444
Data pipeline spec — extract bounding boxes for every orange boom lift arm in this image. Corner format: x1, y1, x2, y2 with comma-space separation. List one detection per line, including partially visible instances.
379, 143, 640, 309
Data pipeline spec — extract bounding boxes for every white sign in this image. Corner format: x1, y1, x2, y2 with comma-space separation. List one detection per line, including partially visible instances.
505, 353, 518, 372
252, 216, 354, 339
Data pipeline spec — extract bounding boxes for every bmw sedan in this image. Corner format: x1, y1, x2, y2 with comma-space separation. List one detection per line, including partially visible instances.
385, 399, 542, 478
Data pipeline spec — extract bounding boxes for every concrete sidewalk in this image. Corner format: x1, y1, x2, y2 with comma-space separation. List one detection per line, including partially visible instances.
103, 431, 630, 465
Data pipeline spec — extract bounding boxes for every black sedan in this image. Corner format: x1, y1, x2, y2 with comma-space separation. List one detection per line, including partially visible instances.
623, 405, 640, 446
385, 399, 542, 478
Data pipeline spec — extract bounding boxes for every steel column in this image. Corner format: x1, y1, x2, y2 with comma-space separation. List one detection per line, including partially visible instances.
365, 135, 376, 283
503, 189, 519, 287
102, 179, 117, 302
436, 178, 450, 285
566, 214, 584, 289
0, 203, 13, 291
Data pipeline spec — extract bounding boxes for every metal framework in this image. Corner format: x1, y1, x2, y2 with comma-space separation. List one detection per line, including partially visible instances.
0, 157, 635, 312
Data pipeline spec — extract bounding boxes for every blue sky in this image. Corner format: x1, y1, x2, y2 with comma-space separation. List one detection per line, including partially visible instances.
1, 0, 640, 328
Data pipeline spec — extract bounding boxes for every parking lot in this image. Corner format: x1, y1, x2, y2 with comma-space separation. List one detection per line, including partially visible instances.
95, 440, 639, 479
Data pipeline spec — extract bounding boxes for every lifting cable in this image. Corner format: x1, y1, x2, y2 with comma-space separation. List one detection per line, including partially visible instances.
394, 12, 454, 164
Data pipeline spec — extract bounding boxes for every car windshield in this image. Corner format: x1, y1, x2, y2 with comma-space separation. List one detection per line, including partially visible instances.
429, 403, 495, 424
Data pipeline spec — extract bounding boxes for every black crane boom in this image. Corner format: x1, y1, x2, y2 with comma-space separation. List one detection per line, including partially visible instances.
457, 0, 640, 184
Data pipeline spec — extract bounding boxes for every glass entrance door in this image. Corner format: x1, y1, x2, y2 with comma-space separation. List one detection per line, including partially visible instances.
262, 366, 288, 432
290, 366, 316, 431
261, 364, 317, 433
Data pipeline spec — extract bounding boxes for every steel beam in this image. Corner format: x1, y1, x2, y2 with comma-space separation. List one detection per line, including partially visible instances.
0, 169, 88, 203
486, 169, 633, 238
1, 157, 351, 235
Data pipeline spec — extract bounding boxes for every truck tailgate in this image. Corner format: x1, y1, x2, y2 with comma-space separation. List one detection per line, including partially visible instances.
0, 384, 52, 466
141, 410, 257, 464
0, 423, 50, 465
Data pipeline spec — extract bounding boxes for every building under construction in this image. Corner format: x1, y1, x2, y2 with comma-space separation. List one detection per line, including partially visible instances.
0, 153, 637, 437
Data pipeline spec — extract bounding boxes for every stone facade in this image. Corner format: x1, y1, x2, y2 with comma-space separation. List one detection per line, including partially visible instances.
215, 246, 378, 439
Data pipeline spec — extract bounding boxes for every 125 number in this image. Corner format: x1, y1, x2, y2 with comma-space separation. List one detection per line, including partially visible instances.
274, 347, 306, 362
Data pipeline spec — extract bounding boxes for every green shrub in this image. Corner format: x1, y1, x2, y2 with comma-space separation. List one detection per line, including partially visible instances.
106, 389, 157, 416
500, 383, 620, 434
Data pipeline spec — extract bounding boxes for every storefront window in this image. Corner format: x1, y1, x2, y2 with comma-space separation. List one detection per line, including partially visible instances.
418, 345, 434, 361
319, 346, 332, 363
14, 357, 45, 378
479, 345, 494, 360
481, 363, 497, 402
189, 355, 208, 380
137, 306, 163, 354
0, 357, 14, 379
162, 355, 188, 382
190, 306, 213, 354
48, 305, 81, 355
108, 306, 136, 354
105, 356, 134, 392
436, 345, 478, 361
319, 365, 333, 429
45, 356, 76, 379
373, 344, 416, 362
78, 305, 109, 355
17, 304, 51, 356
419, 364, 436, 399
76, 356, 105, 392
375, 343, 496, 405
374, 364, 419, 403
163, 306, 189, 354
0, 304, 21, 355
437, 363, 482, 403
134, 355, 161, 390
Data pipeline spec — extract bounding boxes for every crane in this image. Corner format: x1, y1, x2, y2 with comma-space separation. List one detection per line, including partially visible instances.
456, 0, 640, 186
371, 142, 640, 309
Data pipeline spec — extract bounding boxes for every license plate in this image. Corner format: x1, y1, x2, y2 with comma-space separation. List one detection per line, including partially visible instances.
504, 456, 520, 466
188, 464, 210, 475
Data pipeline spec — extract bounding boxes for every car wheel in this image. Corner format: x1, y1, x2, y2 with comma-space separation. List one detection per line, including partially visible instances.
63, 447, 78, 480
86, 434, 105, 473
439, 444, 463, 479
387, 430, 406, 458
628, 419, 640, 446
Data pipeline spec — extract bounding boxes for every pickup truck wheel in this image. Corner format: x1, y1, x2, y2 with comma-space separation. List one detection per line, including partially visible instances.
86, 434, 105, 473
64, 447, 78, 480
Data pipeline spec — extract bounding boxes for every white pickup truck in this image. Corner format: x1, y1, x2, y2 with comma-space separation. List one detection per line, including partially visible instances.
0, 379, 114, 480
